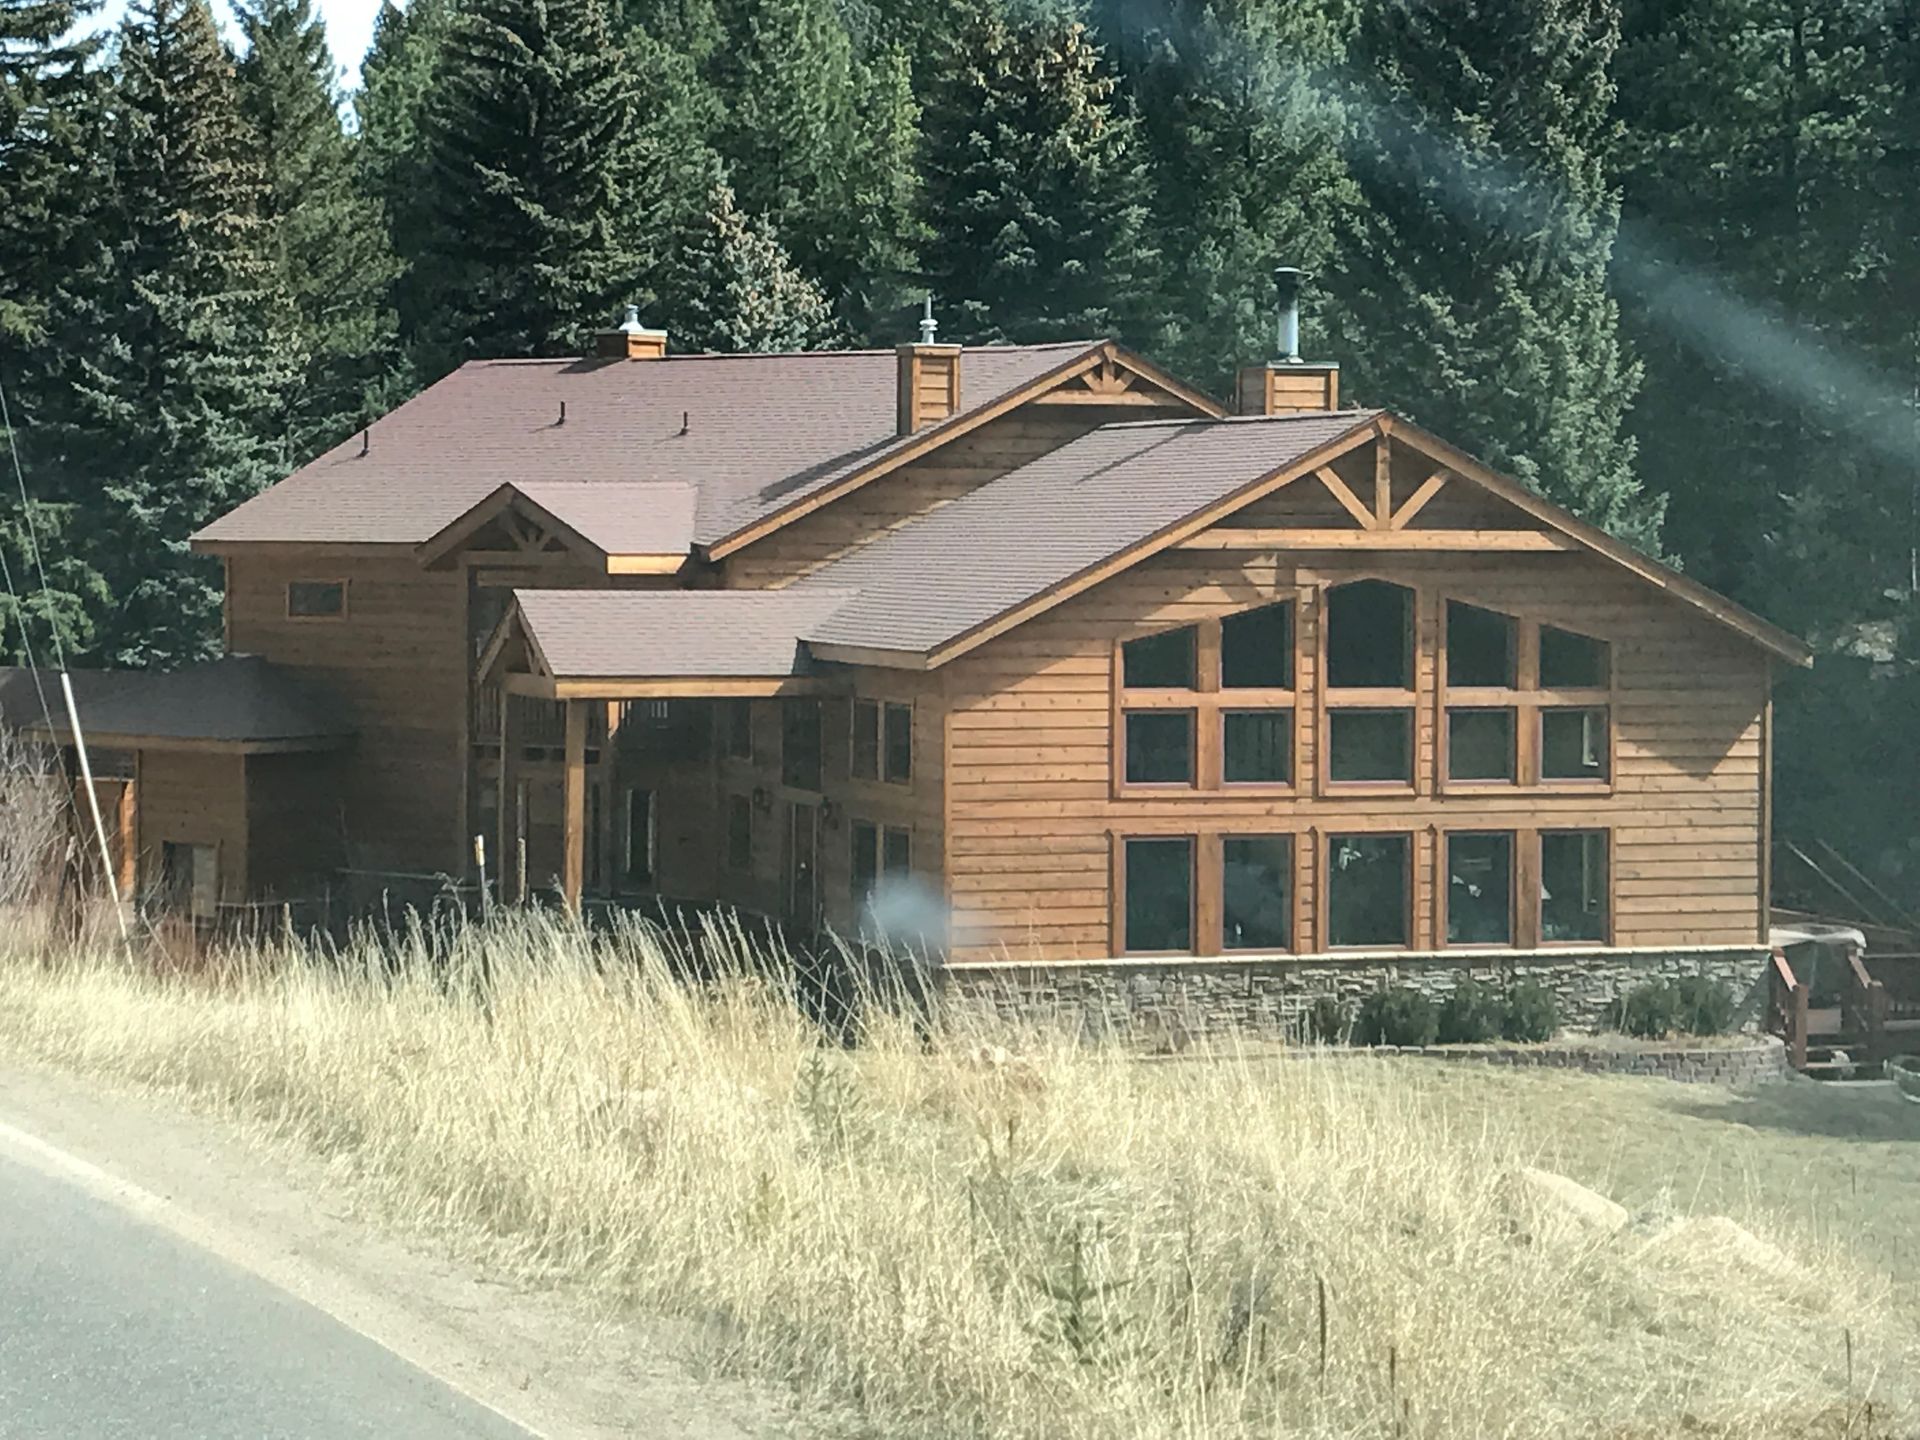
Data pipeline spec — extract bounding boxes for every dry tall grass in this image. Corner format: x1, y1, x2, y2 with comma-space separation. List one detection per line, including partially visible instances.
0, 908, 1913, 1440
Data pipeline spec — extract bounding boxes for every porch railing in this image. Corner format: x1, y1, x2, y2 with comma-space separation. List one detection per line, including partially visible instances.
1768, 948, 1809, 1072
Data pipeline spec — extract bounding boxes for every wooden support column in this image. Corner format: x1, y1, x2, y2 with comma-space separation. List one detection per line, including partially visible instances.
563, 699, 586, 913
496, 686, 518, 904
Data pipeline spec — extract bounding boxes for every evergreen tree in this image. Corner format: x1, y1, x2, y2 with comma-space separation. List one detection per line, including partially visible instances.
1339, 0, 1660, 550
236, 0, 402, 464
413, 0, 642, 365
918, 0, 1161, 345
1101, 0, 1356, 389
45, 0, 290, 664
663, 182, 834, 351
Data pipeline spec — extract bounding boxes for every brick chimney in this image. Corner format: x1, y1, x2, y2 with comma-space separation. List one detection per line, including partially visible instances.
594, 303, 668, 361
1236, 266, 1339, 415
897, 296, 961, 433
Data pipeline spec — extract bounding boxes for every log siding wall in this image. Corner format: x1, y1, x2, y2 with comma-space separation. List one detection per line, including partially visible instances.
940, 549, 1769, 964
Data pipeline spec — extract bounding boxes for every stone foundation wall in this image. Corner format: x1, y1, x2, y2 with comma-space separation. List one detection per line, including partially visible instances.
1390, 1036, 1789, 1085
939, 947, 1772, 1042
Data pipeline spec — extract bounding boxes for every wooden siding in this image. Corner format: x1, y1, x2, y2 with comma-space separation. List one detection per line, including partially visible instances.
134, 749, 247, 902
939, 548, 1769, 963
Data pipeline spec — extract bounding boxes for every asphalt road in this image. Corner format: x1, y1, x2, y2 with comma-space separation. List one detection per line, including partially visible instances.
0, 1148, 536, 1440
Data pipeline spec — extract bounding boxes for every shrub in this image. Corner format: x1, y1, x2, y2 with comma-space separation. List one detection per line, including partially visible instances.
1610, 980, 1679, 1038
1674, 975, 1736, 1036
1356, 987, 1439, 1048
1304, 995, 1350, 1045
1436, 979, 1504, 1044
1501, 980, 1561, 1043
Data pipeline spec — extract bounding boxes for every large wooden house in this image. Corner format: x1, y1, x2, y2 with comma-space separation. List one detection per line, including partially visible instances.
19, 301, 1812, 997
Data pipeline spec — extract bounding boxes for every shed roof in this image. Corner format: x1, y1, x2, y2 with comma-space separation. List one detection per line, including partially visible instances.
0, 657, 352, 749
514, 589, 859, 680
195, 343, 1101, 550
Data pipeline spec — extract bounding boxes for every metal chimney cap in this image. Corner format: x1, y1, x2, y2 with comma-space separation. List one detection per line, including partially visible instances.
1272, 266, 1309, 298
917, 294, 938, 346
618, 302, 645, 334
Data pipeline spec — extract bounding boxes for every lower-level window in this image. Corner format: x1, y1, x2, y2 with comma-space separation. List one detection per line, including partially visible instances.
1541, 830, 1609, 942
158, 840, 218, 920
1221, 834, 1292, 951
1445, 831, 1513, 945
1327, 833, 1409, 947
1123, 836, 1193, 953
852, 822, 913, 907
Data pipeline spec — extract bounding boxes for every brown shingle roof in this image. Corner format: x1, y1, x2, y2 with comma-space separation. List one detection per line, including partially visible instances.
195, 344, 1099, 549
0, 657, 352, 747
516, 589, 859, 679
511, 481, 697, 556
796, 412, 1375, 655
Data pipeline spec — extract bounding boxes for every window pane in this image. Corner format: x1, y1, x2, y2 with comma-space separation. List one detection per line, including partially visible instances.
882, 827, 911, 876
850, 700, 878, 779
1540, 626, 1610, 688
1123, 627, 1196, 688
1221, 603, 1293, 689
1541, 707, 1609, 780
625, 789, 654, 885
1541, 831, 1608, 942
782, 700, 822, 790
1124, 837, 1192, 952
1124, 710, 1194, 785
1222, 835, 1291, 951
1446, 832, 1512, 945
1223, 709, 1291, 784
1447, 602, 1516, 687
1328, 709, 1411, 782
850, 820, 877, 900
883, 703, 912, 783
1327, 834, 1409, 947
288, 580, 344, 617
1447, 708, 1515, 782
1326, 581, 1411, 689
727, 794, 753, 871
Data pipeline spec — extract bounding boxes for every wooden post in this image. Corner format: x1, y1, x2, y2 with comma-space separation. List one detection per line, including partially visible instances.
496, 686, 517, 904
563, 699, 586, 914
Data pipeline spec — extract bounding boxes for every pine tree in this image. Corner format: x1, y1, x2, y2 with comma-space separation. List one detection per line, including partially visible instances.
1340, 0, 1660, 550
918, 0, 1161, 345
45, 0, 291, 665
236, 0, 402, 464
663, 183, 834, 351
1101, 0, 1356, 389
412, 0, 650, 366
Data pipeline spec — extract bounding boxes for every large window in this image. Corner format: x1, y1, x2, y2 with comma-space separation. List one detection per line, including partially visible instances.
1540, 707, 1609, 781
1122, 836, 1193, 953
1446, 708, 1515, 781
1327, 834, 1409, 948
1221, 602, 1293, 689
1223, 710, 1291, 784
1123, 627, 1196, 688
1324, 581, 1414, 786
850, 699, 912, 784
1541, 830, 1609, 943
1222, 835, 1292, 951
1445, 832, 1513, 946
1118, 604, 1295, 793
1540, 626, 1610, 689
1125, 710, 1194, 785
782, 700, 822, 790
1442, 604, 1611, 789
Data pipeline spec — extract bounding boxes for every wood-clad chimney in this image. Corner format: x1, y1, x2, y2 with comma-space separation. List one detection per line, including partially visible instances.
897, 296, 960, 433
594, 303, 669, 361
1236, 265, 1339, 415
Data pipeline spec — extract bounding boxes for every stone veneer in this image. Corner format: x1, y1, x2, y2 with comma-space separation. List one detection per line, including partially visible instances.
939, 946, 1772, 1042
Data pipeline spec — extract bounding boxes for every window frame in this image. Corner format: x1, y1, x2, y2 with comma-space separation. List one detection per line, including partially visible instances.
1537, 827, 1612, 947
781, 698, 823, 791
285, 578, 348, 621
850, 699, 879, 780
1438, 829, 1517, 949
1321, 830, 1414, 951
882, 702, 913, 785
1318, 579, 1418, 796
1219, 832, 1296, 953
1113, 833, 1198, 956
1112, 603, 1300, 798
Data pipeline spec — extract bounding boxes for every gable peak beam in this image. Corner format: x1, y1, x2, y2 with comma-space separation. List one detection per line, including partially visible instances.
1389, 469, 1452, 529
1314, 465, 1380, 530
1373, 432, 1392, 525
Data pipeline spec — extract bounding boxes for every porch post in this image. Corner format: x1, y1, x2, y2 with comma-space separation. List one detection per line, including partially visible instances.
563, 699, 586, 914
497, 685, 517, 904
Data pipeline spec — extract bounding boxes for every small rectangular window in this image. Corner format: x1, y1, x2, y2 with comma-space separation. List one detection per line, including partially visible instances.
624, 788, 656, 885
287, 580, 345, 618
1222, 709, 1291, 784
1446, 601, 1516, 688
1222, 834, 1292, 951
1123, 836, 1192, 953
1328, 709, 1412, 783
1124, 710, 1194, 785
882, 826, 911, 877
850, 700, 879, 779
726, 794, 752, 871
1447, 708, 1515, 782
782, 700, 822, 790
1540, 626, 1610, 689
1327, 833, 1409, 947
1122, 627, 1196, 688
1541, 707, 1609, 780
1446, 832, 1513, 945
725, 699, 753, 760
883, 702, 912, 784
850, 820, 877, 902
1541, 830, 1608, 943
1220, 603, 1293, 689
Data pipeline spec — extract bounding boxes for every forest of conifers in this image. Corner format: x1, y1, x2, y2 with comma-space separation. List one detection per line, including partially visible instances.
0, 0, 1916, 885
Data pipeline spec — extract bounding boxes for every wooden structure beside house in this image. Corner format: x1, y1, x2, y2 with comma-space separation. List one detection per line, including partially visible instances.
29, 301, 1812, 985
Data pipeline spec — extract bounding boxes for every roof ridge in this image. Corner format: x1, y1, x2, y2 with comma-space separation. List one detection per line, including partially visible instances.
463, 339, 1103, 369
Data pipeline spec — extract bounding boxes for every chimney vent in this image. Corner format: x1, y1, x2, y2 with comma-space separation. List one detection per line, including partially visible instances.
897, 296, 961, 434
594, 302, 669, 361
1236, 266, 1339, 415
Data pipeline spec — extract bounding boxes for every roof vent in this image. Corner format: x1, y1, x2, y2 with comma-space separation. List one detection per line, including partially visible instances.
1236, 266, 1339, 415
897, 295, 961, 434
594, 303, 669, 361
